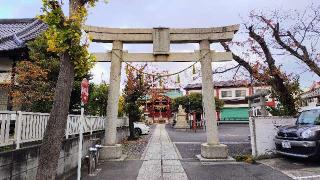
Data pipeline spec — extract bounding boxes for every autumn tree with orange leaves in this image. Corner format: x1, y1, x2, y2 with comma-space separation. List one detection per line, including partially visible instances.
123, 64, 151, 140
13, 61, 54, 111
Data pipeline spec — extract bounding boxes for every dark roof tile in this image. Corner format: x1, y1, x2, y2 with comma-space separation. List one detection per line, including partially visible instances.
0, 18, 47, 51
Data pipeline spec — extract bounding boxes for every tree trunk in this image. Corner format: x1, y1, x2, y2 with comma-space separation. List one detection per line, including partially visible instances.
248, 26, 297, 115
128, 112, 136, 140
36, 53, 74, 180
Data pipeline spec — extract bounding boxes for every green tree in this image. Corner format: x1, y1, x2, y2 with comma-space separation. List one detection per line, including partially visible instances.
87, 83, 108, 116
118, 95, 125, 117
172, 93, 224, 113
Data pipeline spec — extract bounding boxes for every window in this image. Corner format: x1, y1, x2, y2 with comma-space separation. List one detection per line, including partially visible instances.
235, 90, 246, 97
221, 90, 232, 98
255, 89, 267, 94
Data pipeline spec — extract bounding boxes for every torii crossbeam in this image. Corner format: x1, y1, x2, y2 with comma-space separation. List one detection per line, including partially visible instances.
84, 24, 239, 160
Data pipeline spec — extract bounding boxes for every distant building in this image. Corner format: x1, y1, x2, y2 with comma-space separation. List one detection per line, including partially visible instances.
0, 18, 47, 110
300, 82, 320, 111
184, 80, 275, 122
139, 88, 183, 123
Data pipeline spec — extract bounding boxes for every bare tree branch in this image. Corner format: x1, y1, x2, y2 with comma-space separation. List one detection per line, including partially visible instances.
258, 13, 320, 76
248, 25, 297, 115
221, 42, 254, 75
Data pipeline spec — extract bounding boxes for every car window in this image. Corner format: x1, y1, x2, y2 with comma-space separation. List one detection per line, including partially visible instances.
298, 109, 320, 125
315, 116, 320, 125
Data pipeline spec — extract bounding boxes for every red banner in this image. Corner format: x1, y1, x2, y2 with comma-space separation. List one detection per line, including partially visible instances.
81, 78, 89, 104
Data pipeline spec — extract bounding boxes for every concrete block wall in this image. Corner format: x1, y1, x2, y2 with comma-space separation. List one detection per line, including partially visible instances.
0, 127, 128, 179
249, 116, 296, 157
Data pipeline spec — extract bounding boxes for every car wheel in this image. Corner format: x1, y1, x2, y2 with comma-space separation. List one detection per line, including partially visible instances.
134, 128, 141, 137
137, 128, 142, 135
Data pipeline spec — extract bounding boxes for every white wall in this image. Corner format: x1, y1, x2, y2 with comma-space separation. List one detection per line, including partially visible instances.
0, 57, 13, 84
187, 89, 202, 94
249, 116, 296, 157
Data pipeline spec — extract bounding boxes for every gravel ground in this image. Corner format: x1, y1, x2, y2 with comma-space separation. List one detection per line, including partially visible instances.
121, 125, 155, 160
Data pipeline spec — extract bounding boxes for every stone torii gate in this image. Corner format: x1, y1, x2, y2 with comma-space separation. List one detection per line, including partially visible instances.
84, 25, 239, 160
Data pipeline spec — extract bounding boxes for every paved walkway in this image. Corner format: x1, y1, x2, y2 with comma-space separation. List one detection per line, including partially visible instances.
137, 124, 188, 180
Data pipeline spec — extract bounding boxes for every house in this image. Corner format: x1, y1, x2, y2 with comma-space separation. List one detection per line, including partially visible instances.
184, 80, 275, 122
0, 18, 47, 110
300, 81, 320, 111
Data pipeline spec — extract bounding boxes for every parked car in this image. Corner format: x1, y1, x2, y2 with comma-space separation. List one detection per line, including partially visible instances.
274, 106, 320, 158
134, 122, 150, 135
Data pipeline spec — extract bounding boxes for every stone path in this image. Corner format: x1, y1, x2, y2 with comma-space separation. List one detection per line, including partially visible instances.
137, 124, 188, 180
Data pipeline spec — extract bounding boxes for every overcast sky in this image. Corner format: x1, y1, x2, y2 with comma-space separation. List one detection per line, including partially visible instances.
1, 0, 319, 90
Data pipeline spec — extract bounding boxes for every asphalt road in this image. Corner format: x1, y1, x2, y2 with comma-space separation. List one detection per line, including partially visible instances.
166, 124, 252, 158
181, 160, 292, 180
166, 124, 250, 143
77, 160, 143, 180
166, 124, 292, 180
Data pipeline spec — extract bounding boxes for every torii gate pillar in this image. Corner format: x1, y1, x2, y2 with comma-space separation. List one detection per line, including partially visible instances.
99, 41, 123, 159
199, 40, 228, 159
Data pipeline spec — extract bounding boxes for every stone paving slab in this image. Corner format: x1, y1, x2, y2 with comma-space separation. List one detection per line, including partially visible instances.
163, 160, 181, 166
137, 124, 188, 180
162, 165, 185, 173
162, 172, 188, 180
137, 160, 162, 180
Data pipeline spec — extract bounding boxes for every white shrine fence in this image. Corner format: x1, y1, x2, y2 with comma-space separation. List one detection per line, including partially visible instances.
0, 111, 128, 149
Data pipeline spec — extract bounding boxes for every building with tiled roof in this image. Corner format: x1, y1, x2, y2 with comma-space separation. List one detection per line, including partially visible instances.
0, 18, 47, 51
0, 18, 47, 110
184, 80, 274, 122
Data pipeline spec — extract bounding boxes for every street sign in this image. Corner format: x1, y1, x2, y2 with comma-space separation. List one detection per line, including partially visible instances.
81, 78, 89, 104
78, 78, 89, 180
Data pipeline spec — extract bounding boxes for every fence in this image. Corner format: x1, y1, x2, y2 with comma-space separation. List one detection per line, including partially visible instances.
0, 111, 128, 149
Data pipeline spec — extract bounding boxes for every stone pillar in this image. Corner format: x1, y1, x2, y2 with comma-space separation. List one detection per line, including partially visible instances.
199, 40, 228, 159
100, 41, 123, 159
259, 95, 268, 116
174, 105, 189, 129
